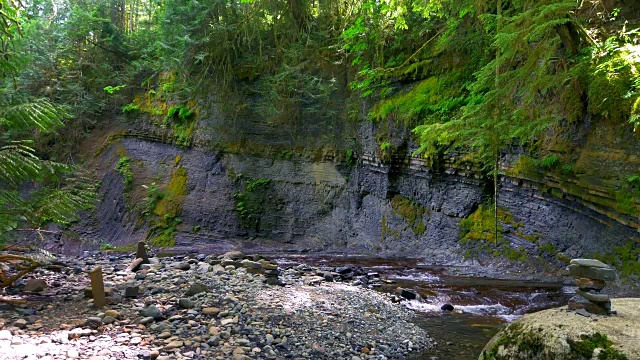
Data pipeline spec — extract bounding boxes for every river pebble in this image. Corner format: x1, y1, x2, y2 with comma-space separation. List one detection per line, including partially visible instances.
0, 250, 433, 359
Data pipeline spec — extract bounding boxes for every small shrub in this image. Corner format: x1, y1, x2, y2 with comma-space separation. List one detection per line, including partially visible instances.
539, 155, 560, 169
100, 242, 115, 251
115, 156, 133, 187
104, 85, 126, 94
121, 103, 140, 113
142, 182, 163, 216
346, 149, 356, 166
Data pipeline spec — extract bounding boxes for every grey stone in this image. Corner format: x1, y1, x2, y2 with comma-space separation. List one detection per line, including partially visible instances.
570, 259, 610, 268
568, 295, 611, 315
23, 279, 47, 292
178, 298, 195, 309
102, 316, 117, 324
14, 319, 27, 329
568, 264, 616, 281
140, 305, 162, 320
575, 308, 591, 317
125, 286, 140, 298
175, 262, 191, 270
185, 282, 210, 296
136, 241, 150, 264
577, 290, 610, 303
222, 251, 244, 260
139, 316, 155, 325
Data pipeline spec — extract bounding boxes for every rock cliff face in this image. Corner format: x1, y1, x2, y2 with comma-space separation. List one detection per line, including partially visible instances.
66, 96, 639, 280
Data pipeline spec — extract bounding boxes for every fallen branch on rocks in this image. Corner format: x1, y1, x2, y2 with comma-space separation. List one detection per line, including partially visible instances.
0, 253, 41, 289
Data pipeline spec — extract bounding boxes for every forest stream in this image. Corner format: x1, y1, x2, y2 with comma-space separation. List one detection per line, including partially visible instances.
272, 255, 570, 360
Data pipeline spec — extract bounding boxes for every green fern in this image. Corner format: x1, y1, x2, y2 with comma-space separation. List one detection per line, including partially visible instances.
0, 98, 96, 243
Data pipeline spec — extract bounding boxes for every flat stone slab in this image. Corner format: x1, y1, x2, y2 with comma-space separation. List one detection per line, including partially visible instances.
570, 259, 610, 268
578, 290, 610, 303
568, 264, 616, 281
575, 277, 606, 290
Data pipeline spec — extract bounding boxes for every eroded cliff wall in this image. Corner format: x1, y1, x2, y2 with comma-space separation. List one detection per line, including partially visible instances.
66, 98, 639, 279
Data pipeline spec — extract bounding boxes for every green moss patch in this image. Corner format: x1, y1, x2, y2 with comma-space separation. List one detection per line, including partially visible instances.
480, 324, 546, 360
390, 194, 427, 236
459, 204, 529, 262
146, 165, 189, 248
115, 156, 134, 189
595, 241, 640, 279
233, 176, 272, 230
568, 333, 628, 360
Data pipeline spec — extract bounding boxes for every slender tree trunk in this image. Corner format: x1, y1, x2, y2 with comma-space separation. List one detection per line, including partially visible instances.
493, 0, 502, 246
494, 150, 499, 245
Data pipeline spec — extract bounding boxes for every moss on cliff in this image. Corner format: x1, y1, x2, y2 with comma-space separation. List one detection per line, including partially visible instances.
595, 241, 640, 279
390, 194, 427, 236
148, 164, 188, 247
233, 176, 272, 230
459, 204, 530, 261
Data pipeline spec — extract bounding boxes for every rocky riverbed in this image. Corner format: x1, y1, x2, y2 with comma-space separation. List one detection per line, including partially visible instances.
0, 250, 433, 360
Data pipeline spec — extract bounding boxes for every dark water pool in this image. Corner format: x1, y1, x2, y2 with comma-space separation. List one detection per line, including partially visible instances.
274, 255, 572, 360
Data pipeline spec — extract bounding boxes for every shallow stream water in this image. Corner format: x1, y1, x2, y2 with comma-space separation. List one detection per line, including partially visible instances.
273, 255, 571, 360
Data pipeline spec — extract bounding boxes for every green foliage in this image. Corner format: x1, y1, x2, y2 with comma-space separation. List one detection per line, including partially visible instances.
153, 166, 188, 219
104, 85, 126, 94
390, 195, 427, 235
147, 166, 188, 247
233, 177, 271, 229
627, 174, 640, 191
567, 333, 628, 360
166, 105, 194, 123
538, 242, 557, 256
164, 105, 196, 146
595, 241, 640, 279
539, 155, 560, 169
480, 324, 545, 360
114, 156, 133, 188
345, 149, 356, 166
459, 204, 510, 244
121, 103, 140, 113
0, 97, 95, 243
459, 204, 529, 262
142, 182, 163, 216
100, 242, 116, 251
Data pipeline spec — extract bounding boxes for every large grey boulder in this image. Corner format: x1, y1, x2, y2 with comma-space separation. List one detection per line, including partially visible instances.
479, 298, 640, 360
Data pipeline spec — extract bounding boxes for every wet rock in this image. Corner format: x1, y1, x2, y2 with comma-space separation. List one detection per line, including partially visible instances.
440, 304, 454, 311
400, 289, 417, 300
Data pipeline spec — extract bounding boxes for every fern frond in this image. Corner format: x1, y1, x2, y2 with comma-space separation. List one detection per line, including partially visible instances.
0, 99, 66, 132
